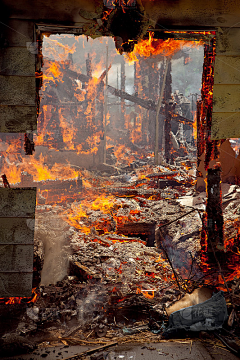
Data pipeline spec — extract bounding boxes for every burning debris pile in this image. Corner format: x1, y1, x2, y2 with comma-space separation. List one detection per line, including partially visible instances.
2, 159, 240, 358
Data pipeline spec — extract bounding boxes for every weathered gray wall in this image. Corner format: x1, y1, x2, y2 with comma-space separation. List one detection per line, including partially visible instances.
0, 188, 36, 297
0, 19, 37, 132
2, 0, 240, 29
212, 28, 240, 139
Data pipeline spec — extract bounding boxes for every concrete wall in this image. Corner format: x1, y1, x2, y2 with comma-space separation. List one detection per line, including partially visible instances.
0, 19, 37, 132
212, 28, 240, 139
0, 188, 36, 297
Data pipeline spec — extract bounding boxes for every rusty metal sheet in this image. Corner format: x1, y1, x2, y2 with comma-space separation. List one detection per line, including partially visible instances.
0, 188, 36, 297
211, 112, 240, 140
212, 85, 240, 113
214, 56, 240, 84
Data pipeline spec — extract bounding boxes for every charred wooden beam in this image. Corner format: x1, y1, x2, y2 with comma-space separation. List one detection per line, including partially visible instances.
197, 100, 204, 168
149, 61, 159, 147
133, 61, 138, 130
50, 68, 193, 125
121, 56, 126, 129
86, 53, 92, 78
85, 53, 96, 130
1, 174, 10, 188
108, 86, 193, 125
155, 60, 169, 165
24, 132, 35, 155
206, 165, 224, 255
164, 60, 172, 163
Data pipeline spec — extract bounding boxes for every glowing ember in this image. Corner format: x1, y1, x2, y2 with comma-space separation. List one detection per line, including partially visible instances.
136, 287, 155, 299
0, 288, 39, 305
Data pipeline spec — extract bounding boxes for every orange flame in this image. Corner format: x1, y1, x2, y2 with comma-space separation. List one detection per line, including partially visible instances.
136, 287, 155, 299
0, 288, 39, 305
126, 32, 202, 62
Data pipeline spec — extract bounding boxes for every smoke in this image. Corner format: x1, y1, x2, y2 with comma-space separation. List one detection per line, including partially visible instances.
34, 212, 72, 286
77, 286, 108, 326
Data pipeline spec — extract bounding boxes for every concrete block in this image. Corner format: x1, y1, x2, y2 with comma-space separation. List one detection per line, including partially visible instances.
0, 105, 37, 132
0, 188, 36, 217
213, 84, 240, 112
0, 47, 36, 76
0, 244, 33, 272
0, 273, 33, 297
0, 75, 36, 106
0, 218, 34, 244
214, 56, 240, 84
211, 112, 240, 139
0, 188, 36, 297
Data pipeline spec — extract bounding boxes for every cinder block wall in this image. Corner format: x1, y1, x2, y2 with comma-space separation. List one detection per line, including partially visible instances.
0, 19, 37, 132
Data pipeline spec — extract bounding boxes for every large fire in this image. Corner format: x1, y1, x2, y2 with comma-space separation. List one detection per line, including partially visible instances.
1, 30, 238, 304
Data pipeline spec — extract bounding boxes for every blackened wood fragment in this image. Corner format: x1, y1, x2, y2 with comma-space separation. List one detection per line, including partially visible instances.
164, 61, 172, 163
206, 165, 224, 253
1, 174, 10, 188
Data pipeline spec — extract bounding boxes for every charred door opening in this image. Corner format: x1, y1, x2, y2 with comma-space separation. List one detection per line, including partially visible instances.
1, 28, 240, 353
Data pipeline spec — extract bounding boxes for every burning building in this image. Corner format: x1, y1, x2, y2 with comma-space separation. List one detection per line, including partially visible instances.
1, 0, 240, 358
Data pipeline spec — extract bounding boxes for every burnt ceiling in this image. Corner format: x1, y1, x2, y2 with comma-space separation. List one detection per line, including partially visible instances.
2, 0, 240, 30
